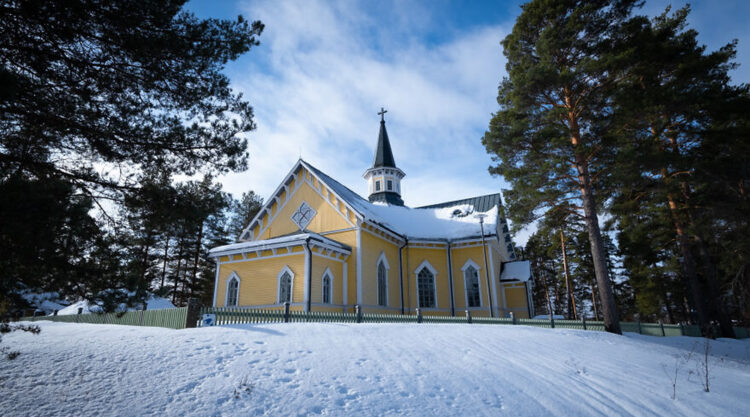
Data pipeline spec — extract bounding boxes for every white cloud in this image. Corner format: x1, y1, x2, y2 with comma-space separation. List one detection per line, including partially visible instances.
217, 0, 511, 211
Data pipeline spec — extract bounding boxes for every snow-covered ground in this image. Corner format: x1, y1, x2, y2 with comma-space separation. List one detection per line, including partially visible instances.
2, 322, 749, 417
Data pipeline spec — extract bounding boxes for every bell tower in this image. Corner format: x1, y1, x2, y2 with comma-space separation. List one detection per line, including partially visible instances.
364, 108, 405, 206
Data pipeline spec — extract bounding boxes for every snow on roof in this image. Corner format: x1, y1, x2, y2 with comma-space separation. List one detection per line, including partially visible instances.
57, 300, 103, 315
302, 160, 498, 240
209, 231, 352, 257
366, 204, 497, 240
500, 260, 532, 282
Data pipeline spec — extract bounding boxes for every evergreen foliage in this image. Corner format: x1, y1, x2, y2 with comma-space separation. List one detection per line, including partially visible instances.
484, 0, 640, 334
502, 2, 750, 335
0, 1, 264, 314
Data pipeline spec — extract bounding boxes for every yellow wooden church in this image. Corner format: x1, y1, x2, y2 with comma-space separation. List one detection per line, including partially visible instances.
209, 110, 533, 318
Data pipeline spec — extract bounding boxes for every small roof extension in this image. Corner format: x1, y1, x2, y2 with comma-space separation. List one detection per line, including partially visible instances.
210, 231, 352, 259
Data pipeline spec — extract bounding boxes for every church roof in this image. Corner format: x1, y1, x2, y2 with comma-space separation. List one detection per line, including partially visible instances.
372, 119, 397, 168
210, 231, 351, 258
417, 193, 502, 213
368, 191, 404, 206
301, 160, 498, 241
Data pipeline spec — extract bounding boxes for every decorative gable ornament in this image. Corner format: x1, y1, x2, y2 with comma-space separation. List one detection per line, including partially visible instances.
291, 201, 316, 231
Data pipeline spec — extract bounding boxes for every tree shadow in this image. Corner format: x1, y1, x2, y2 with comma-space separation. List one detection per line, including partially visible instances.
623, 332, 750, 364
218, 324, 286, 336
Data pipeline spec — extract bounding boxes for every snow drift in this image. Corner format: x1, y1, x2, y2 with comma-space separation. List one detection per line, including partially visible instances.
2, 322, 749, 416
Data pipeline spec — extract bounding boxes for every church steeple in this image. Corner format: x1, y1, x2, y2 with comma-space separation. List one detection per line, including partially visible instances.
364, 108, 406, 206
373, 108, 396, 168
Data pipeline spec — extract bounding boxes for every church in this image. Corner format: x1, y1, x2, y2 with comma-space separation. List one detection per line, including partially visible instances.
209, 110, 533, 318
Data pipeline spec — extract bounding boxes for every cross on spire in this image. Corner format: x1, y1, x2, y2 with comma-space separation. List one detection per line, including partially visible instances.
378, 107, 387, 122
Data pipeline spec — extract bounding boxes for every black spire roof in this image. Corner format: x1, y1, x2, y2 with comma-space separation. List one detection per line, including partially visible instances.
372, 110, 396, 168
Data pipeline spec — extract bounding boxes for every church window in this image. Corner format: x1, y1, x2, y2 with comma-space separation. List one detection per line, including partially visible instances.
278, 270, 292, 303
322, 273, 332, 304
227, 275, 239, 306
387, 180, 393, 191
375, 180, 381, 191
417, 267, 436, 308
377, 261, 387, 306
464, 266, 481, 307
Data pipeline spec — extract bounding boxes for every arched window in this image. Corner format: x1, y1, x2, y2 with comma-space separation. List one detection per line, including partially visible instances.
417, 265, 436, 308
226, 274, 239, 306
322, 272, 332, 304
464, 265, 481, 307
377, 262, 387, 306
278, 270, 292, 304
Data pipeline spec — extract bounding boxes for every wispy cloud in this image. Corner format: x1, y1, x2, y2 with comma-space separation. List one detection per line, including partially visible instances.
218, 0, 511, 211
209, 0, 749, 246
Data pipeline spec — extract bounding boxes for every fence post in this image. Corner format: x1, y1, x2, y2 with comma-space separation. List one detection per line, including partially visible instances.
465, 309, 472, 324
185, 298, 201, 329
510, 312, 516, 325
550, 313, 555, 329
355, 304, 362, 323
679, 322, 684, 336
659, 319, 665, 337
416, 308, 422, 324
637, 318, 642, 335
284, 302, 290, 323
582, 315, 587, 331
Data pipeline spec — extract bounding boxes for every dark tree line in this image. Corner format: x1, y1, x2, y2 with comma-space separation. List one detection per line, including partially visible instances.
486, 0, 750, 336
0, 1, 265, 315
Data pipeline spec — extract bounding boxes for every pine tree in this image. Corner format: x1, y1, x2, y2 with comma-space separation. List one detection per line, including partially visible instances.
227, 191, 264, 241
1, 1, 263, 195
483, 0, 640, 334
609, 6, 747, 336
0, 1, 263, 311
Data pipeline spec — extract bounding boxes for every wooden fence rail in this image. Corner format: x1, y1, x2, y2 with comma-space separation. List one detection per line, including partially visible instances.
20, 307, 188, 329
20, 304, 750, 340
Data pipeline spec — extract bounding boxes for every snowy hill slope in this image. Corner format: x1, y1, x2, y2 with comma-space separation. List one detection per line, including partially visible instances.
2, 322, 749, 416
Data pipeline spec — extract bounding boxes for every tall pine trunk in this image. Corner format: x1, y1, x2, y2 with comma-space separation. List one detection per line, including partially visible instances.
160, 238, 170, 289
666, 191, 708, 330
663, 289, 675, 324
661, 134, 733, 337
172, 239, 184, 305
695, 235, 735, 337
590, 281, 599, 321
569, 112, 621, 334
560, 229, 577, 319
190, 223, 204, 300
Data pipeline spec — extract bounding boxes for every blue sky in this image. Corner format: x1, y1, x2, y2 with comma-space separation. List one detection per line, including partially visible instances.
185, 0, 750, 243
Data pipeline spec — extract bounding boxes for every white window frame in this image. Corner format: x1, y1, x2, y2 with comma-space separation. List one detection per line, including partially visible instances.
414, 260, 438, 309
461, 259, 483, 308
376, 252, 390, 306
375, 180, 381, 191
386, 179, 393, 191
322, 267, 334, 304
225, 271, 241, 307
277, 265, 295, 304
